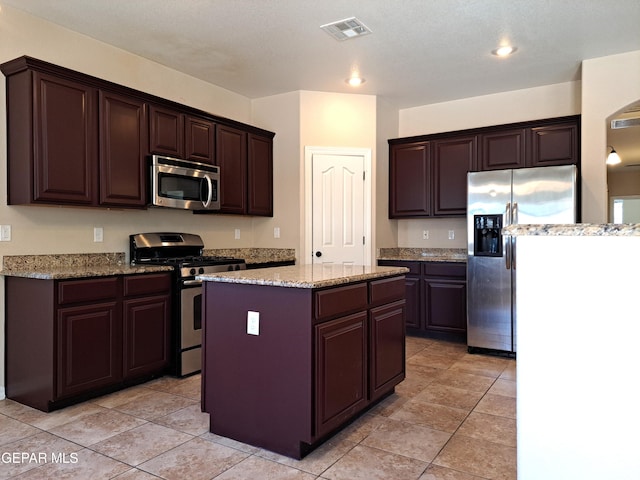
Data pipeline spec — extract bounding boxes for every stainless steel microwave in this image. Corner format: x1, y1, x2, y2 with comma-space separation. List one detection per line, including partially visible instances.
150, 155, 220, 211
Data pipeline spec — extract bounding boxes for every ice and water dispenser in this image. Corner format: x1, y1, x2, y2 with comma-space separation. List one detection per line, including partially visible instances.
473, 214, 502, 256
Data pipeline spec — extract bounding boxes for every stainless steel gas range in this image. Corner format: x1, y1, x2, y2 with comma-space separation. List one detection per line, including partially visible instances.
130, 232, 246, 376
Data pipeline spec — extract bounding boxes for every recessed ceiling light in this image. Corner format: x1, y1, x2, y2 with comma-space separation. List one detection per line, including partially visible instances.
321, 17, 372, 41
492, 45, 517, 57
346, 76, 366, 87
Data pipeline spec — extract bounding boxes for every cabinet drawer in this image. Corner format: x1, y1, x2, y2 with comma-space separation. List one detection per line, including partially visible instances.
423, 262, 466, 279
123, 273, 172, 297
314, 283, 368, 321
58, 277, 119, 305
369, 276, 405, 306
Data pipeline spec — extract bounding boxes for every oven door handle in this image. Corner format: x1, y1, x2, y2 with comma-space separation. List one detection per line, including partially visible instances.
183, 279, 203, 286
202, 174, 213, 208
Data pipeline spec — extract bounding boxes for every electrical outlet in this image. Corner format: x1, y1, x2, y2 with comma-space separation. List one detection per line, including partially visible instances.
247, 311, 260, 335
448, 230, 455, 240
93, 227, 104, 242
0, 225, 11, 241
422, 230, 429, 240
274, 227, 280, 238
234, 228, 241, 240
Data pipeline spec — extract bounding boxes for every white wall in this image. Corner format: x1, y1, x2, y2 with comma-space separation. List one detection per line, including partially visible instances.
395, 82, 581, 248
581, 50, 640, 223
251, 91, 302, 253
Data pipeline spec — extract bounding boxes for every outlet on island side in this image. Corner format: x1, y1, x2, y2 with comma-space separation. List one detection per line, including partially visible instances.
247, 311, 260, 335
448, 230, 455, 240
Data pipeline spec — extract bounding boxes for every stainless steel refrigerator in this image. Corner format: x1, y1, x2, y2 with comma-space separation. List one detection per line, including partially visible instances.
466, 165, 577, 353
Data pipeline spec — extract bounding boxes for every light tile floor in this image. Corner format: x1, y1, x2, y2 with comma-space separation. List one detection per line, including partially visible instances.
0, 336, 516, 479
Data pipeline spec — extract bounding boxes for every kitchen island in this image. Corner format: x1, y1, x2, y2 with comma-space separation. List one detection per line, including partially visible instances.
198, 264, 408, 458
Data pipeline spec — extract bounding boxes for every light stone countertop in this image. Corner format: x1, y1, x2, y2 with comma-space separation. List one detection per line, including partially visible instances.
378, 247, 467, 263
0, 253, 172, 279
198, 264, 409, 289
204, 247, 295, 265
504, 223, 640, 236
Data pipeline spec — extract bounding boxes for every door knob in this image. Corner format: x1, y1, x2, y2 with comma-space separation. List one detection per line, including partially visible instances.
315, 251, 322, 257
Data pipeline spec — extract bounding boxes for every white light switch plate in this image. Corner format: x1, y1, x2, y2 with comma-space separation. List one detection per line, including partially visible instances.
247, 311, 260, 335
0, 225, 11, 241
93, 227, 104, 242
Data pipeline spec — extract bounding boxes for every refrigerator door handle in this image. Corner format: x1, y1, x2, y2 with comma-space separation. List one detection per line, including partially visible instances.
505, 202, 511, 225
511, 236, 516, 270
512, 202, 518, 225
505, 235, 511, 270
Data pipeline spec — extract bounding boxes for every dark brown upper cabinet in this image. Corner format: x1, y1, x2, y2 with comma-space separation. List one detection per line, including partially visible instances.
389, 136, 475, 218
529, 122, 579, 167
185, 115, 216, 164
215, 124, 247, 214
248, 133, 274, 216
389, 115, 580, 218
389, 142, 431, 218
7, 70, 99, 206
149, 104, 184, 158
99, 91, 147, 207
479, 128, 527, 170
432, 136, 477, 215
149, 104, 215, 164
2, 56, 274, 214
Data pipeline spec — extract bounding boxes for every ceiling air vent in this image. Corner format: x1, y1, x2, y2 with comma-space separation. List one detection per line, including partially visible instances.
320, 17, 372, 41
611, 117, 640, 129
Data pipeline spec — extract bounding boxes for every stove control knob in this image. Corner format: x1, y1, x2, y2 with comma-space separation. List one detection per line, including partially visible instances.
190, 268, 196, 276
199, 267, 205, 274
227, 265, 234, 271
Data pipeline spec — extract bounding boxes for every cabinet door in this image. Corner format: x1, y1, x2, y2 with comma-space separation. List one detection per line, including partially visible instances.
432, 136, 476, 215
149, 105, 184, 157
216, 124, 247, 214
57, 302, 122, 398
185, 115, 215, 164
99, 91, 147, 207
33, 72, 98, 205
315, 311, 368, 437
389, 142, 430, 217
529, 122, 579, 167
479, 129, 527, 170
369, 300, 405, 402
247, 133, 273, 216
424, 279, 467, 334
123, 294, 171, 379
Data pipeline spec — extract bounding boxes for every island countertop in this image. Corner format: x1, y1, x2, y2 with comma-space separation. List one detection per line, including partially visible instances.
198, 264, 408, 289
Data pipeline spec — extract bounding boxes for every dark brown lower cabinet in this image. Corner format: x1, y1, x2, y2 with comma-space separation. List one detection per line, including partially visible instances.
378, 260, 467, 339
57, 301, 122, 399
5, 273, 171, 412
315, 311, 368, 438
202, 275, 405, 459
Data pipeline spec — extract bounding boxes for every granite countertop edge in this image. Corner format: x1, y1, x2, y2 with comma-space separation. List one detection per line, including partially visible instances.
377, 247, 467, 263
199, 265, 409, 289
0, 264, 174, 280
504, 223, 640, 236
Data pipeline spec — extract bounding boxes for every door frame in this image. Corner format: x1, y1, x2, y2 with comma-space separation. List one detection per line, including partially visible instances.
304, 146, 373, 266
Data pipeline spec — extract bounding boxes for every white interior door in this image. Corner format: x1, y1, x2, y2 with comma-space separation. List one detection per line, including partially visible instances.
312, 153, 365, 265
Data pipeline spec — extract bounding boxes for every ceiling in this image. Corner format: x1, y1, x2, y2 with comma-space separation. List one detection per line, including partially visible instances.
2, 0, 640, 164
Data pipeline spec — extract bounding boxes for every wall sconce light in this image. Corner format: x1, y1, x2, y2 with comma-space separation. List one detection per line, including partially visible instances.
606, 146, 621, 165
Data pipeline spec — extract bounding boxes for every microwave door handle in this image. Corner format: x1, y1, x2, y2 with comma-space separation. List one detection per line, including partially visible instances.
202, 175, 213, 208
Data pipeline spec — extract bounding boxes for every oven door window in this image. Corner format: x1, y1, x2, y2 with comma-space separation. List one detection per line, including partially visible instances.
158, 173, 207, 202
